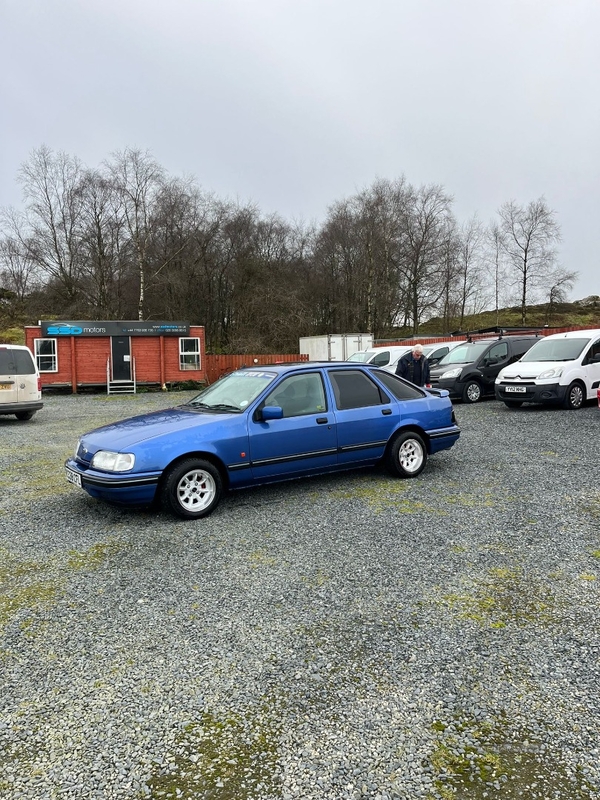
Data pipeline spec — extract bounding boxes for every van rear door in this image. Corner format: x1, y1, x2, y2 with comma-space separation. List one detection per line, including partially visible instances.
13, 348, 40, 403
0, 347, 19, 406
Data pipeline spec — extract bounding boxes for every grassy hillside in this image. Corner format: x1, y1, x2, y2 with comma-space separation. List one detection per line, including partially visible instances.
418, 298, 600, 336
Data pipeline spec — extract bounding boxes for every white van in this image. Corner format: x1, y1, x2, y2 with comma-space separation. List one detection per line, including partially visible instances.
0, 344, 43, 420
495, 329, 600, 409
347, 341, 467, 373
346, 345, 413, 368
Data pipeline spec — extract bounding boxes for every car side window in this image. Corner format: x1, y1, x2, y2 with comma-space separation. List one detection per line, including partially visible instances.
584, 339, 600, 363
374, 370, 426, 400
329, 369, 389, 410
486, 342, 508, 362
263, 373, 326, 417
370, 350, 390, 366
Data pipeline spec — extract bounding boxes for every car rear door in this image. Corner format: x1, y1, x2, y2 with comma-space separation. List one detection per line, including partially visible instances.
327, 368, 396, 466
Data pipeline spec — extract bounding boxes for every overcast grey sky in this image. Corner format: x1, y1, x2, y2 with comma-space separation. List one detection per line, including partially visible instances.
2, 0, 599, 299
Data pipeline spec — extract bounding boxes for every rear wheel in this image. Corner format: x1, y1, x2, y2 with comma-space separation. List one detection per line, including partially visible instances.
15, 410, 35, 421
563, 381, 585, 410
462, 380, 482, 403
160, 458, 223, 519
386, 431, 427, 478
503, 400, 523, 409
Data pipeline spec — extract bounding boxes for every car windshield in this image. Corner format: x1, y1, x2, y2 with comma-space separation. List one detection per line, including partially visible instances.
437, 342, 491, 365
520, 338, 589, 362
347, 352, 374, 362
186, 369, 277, 411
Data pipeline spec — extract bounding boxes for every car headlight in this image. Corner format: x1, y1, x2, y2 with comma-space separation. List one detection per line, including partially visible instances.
441, 367, 462, 379
91, 451, 135, 472
538, 367, 563, 380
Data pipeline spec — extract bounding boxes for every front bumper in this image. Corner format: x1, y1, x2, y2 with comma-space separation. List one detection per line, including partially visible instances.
65, 458, 161, 506
429, 377, 462, 399
494, 381, 567, 405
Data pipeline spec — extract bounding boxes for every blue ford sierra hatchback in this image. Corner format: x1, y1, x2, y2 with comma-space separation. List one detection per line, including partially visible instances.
65, 363, 460, 519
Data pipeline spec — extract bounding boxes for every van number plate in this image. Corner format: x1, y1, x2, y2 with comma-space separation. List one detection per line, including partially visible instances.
505, 386, 526, 393
0, 384, 11, 390
65, 468, 82, 487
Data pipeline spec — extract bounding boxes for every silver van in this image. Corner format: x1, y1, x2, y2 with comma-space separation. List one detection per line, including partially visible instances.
0, 344, 43, 420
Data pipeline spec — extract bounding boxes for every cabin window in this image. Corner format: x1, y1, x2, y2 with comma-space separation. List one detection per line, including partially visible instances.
179, 337, 200, 370
34, 338, 58, 372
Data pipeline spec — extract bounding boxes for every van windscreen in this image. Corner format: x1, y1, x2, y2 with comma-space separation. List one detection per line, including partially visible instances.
521, 338, 588, 362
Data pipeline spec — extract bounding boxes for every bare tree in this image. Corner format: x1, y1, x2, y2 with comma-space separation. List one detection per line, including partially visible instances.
13, 146, 87, 310
544, 269, 578, 325
106, 148, 166, 320
497, 197, 561, 323
397, 183, 456, 333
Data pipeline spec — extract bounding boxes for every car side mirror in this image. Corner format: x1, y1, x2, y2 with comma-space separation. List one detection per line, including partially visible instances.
261, 405, 283, 421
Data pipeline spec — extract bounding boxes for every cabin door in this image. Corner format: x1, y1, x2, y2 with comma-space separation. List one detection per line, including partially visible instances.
111, 337, 131, 381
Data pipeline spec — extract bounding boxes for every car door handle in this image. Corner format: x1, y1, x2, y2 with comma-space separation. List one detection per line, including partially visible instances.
316, 417, 329, 424
382, 408, 392, 415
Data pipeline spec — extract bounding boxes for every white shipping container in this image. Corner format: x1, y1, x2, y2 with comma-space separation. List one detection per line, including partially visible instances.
299, 333, 373, 361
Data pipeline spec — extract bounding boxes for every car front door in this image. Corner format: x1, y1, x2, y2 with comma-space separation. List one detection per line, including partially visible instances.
478, 342, 509, 394
248, 372, 338, 481
582, 337, 600, 399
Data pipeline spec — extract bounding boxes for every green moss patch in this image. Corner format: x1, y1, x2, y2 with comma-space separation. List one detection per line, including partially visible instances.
441, 567, 557, 628
144, 706, 282, 799
427, 715, 595, 799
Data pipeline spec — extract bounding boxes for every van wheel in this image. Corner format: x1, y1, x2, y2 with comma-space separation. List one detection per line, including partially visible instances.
462, 380, 482, 403
386, 431, 427, 478
503, 400, 523, 409
161, 459, 223, 519
15, 410, 35, 421
563, 382, 585, 410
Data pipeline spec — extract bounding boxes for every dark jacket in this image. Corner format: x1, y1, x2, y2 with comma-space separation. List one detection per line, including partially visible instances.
396, 353, 430, 386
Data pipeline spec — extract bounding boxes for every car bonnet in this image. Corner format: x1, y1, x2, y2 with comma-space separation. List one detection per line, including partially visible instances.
77, 405, 239, 453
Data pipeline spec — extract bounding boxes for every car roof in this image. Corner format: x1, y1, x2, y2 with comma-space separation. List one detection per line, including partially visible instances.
540, 329, 600, 340
236, 361, 389, 375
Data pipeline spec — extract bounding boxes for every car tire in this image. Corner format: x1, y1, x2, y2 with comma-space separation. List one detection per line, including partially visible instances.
503, 400, 523, 409
563, 381, 585, 410
160, 458, 223, 519
386, 431, 427, 478
462, 380, 482, 403
15, 410, 35, 420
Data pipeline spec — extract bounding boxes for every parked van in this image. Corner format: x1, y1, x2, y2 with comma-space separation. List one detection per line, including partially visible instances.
429, 334, 541, 403
495, 329, 600, 409
347, 345, 413, 368
348, 341, 464, 372
0, 344, 43, 420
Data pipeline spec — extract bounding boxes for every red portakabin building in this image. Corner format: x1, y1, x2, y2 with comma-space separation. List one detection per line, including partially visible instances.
24, 320, 206, 393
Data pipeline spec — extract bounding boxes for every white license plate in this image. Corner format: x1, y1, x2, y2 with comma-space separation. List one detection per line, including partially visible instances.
65, 467, 82, 487
505, 386, 526, 393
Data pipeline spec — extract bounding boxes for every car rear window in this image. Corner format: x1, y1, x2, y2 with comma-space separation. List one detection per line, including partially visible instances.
372, 370, 425, 400
13, 350, 36, 374
0, 350, 16, 373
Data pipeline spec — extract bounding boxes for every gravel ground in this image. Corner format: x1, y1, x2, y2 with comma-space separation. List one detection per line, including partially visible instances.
1, 391, 599, 800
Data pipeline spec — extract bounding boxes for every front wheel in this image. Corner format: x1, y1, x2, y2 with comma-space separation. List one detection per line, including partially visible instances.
563, 382, 585, 410
160, 458, 223, 519
462, 380, 482, 403
386, 431, 427, 478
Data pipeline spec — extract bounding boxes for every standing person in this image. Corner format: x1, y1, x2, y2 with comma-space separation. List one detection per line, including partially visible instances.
395, 344, 430, 387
